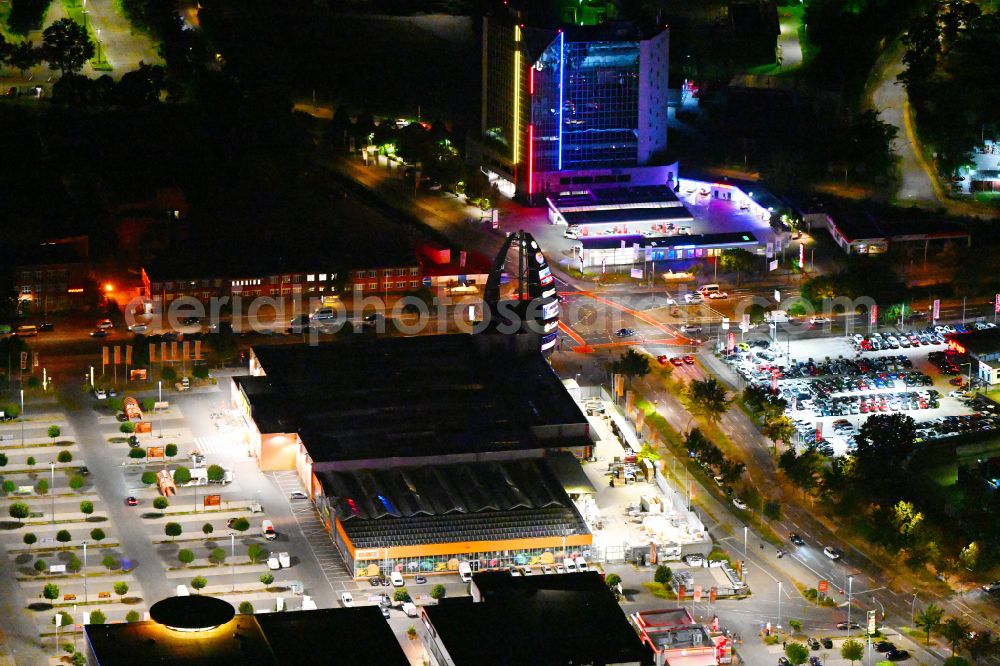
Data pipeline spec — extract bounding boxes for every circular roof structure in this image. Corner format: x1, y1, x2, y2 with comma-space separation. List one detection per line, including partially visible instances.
149, 595, 235, 632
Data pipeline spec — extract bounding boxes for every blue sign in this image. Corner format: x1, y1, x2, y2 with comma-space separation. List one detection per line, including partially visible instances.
422, 277, 432, 287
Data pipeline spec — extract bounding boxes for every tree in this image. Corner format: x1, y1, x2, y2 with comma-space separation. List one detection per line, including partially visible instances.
654, 565, 672, 585
0, 453, 7, 467
9, 501, 30, 525
687, 378, 730, 423
36, 479, 49, 495
841, 638, 865, 665
88, 609, 106, 625
56, 529, 71, 543
2, 480, 15, 494
719, 248, 757, 286
247, 543, 263, 564
430, 584, 446, 599
42, 583, 60, 601
34, 559, 48, 573
165, 522, 182, 540
191, 576, 207, 593
68, 475, 84, 490
784, 641, 809, 665
23, 533, 37, 550
7, 42, 42, 77
141, 471, 157, 485
718, 458, 746, 484
113, 581, 129, 600
202, 523, 214, 535
173, 466, 191, 484
26, 456, 35, 467
941, 618, 969, 657
230, 517, 250, 532
207, 464, 225, 482
161, 367, 177, 382
852, 413, 916, 502
611, 349, 651, 386
114, 61, 166, 106
177, 549, 195, 565
915, 603, 945, 645
79, 501, 94, 516
209, 547, 226, 565
119, 422, 135, 434
964, 630, 998, 661
762, 415, 796, 452
101, 555, 117, 570
238, 601, 254, 615
635, 443, 661, 464
128, 448, 146, 459
393, 588, 411, 602
126, 610, 141, 623
48, 425, 61, 439
605, 573, 622, 589
89, 528, 105, 543
153, 496, 169, 511
165, 443, 178, 458
53, 611, 72, 627
260, 573, 274, 586
42, 19, 95, 75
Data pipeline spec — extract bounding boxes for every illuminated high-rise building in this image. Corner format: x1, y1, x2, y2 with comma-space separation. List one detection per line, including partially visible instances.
477, 7, 671, 204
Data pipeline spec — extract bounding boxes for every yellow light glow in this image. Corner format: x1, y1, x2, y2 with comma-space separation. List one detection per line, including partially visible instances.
513, 25, 522, 165
104, 283, 114, 293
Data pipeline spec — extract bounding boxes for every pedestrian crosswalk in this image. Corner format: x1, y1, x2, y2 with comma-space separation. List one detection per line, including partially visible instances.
193, 433, 236, 455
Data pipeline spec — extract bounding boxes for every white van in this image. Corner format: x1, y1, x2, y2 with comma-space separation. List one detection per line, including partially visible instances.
563, 557, 577, 572
697, 284, 720, 295
765, 310, 790, 323
458, 561, 472, 583
401, 602, 418, 617
390, 571, 404, 587
574, 557, 589, 572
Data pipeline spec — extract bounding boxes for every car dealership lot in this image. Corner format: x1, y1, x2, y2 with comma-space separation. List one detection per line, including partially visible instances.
724, 330, 996, 456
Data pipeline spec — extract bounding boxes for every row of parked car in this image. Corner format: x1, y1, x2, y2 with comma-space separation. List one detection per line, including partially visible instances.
851, 330, 946, 351
914, 412, 1000, 441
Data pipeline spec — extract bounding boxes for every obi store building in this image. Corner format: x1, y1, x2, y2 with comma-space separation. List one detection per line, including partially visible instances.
232, 336, 596, 578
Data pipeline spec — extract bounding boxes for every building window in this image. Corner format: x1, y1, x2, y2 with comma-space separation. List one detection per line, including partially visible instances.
410, 280, 419, 288
384, 270, 392, 278
368, 271, 376, 278
319, 273, 327, 281
270, 288, 279, 295
369, 282, 377, 290
410, 267, 419, 276
396, 268, 406, 276
307, 275, 315, 282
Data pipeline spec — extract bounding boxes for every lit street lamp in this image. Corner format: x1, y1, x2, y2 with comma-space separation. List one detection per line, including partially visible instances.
847, 575, 854, 637
50, 462, 55, 525
230, 532, 236, 593
82, 541, 89, 603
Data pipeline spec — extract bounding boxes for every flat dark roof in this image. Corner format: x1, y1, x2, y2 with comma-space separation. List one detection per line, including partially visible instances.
320, 458, 590, 549
144, 194, 417, 282
472, 570, 608, 598
579, 231, 758, 250
242, 335, 591, 463
563, 206, 693, 226
85, 607, 408, 666
425, 585, 648, 665
805, 196, 973, 243
552, 185, 680, 208
947, 329, 1000, 358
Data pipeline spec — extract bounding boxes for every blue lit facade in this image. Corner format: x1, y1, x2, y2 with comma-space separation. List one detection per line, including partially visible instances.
480, 17, 670, 205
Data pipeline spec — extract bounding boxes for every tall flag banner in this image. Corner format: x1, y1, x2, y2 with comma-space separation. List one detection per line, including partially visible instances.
113, 346, 121, 364
102, 347, 109, 366
125, 346, 132, 365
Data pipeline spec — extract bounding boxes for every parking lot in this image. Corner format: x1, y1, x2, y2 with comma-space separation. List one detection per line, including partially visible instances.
723, 325, 1000, 456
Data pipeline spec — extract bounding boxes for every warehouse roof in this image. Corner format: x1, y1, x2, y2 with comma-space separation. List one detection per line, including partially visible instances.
239, 335, 592, 464
319, 458, 589, 549
578, 231, 758, 250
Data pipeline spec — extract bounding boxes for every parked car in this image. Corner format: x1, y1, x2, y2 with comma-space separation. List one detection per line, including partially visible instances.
278, 552, 291, 568
261, 519, 277, 541
340, 592, 354, 607
390, 571, 404, 587
96, 319, 114, 329
90, 329, 108, 337
615, 328, 636, 337
886, 649, 910, 661
125, 496, 139, 507
94, 389, 107, 400
289, 491, 308, 500
875, 641, 896, 653
824, 546, 842, 560
414, 575, 427, 584
733, 498, 748, 510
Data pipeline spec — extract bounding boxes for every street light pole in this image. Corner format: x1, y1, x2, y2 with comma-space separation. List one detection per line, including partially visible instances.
777, 581, 782, 629
847, 575, 854, 638
911, 593, 918, 622
20, 389, 25, 447
82, 541, 88, 604
50, 462, 55, 525
158, 380, 162, 403
743, 526, 748, 556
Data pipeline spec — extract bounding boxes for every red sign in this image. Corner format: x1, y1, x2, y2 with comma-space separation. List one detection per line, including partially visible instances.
815, 422, 823, 442
870, 305, 878, 326
204, 495, 221, 509
727, 332, 736, 353
135, 421, 152, 434
818, 580, 828, 593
